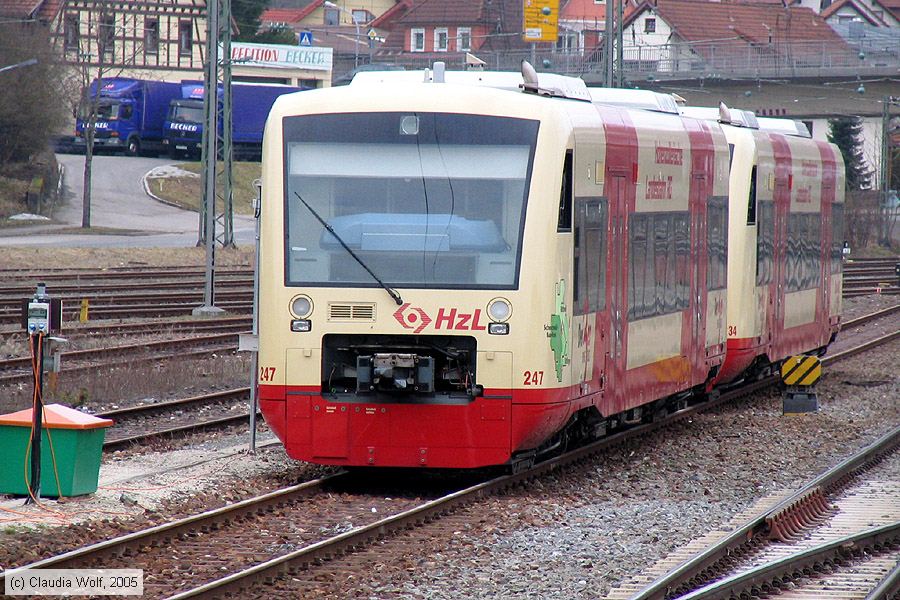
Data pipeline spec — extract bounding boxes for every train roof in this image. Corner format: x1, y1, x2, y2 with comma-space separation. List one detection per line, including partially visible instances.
349, 62, 592, 102
586, 88, 681, 114
680, 104, 811, 138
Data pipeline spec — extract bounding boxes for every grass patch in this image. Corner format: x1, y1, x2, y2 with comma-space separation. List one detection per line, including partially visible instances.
147, 161, 260, 216
0, 175, 30, 221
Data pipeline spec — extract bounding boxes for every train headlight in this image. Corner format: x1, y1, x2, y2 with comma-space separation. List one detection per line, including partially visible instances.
487, 298, 512, 322
290, 295, 313, 318
488, 322, 509, 335
291, 319, 312, 333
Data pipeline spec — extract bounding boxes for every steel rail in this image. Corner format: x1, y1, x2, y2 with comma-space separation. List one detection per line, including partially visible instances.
0, 315, 252, 338
865, 558, 900, 600
841, 304, 900, 329
676, 522, 900, 600
0, 474, 346, 586
0, 277, 252, 297
103, 412, 254, 450
0, 333, 240, 372
96, 388, 248, 421
0, 301, 253, 325
626, 424, 900, 600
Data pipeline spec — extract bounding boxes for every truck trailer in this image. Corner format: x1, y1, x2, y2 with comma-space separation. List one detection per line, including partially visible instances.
75, 78, 182, 156
163, 82, 304, 160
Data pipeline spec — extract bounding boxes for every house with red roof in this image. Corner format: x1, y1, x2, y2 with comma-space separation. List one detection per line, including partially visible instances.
617, 0, 855, 78
820, 0, 900, 27
376, 0, 532, 64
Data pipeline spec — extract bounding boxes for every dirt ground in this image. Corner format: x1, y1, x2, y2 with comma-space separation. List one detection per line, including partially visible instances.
0, 246, 254, 270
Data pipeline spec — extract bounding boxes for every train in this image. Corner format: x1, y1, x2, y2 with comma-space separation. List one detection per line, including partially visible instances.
255, 63, 844, 470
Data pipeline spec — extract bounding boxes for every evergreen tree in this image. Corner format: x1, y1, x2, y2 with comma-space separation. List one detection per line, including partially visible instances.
252, 26, 298, 45
827, 117, 873, 190
232, 0, 270, 41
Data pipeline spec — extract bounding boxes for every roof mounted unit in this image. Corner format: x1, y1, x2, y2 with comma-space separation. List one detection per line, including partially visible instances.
349, 61, 591, 102
680, 104, 760, 129
518, 61, 592, 101
586, 88, 681, 114
756, 117, 811, 138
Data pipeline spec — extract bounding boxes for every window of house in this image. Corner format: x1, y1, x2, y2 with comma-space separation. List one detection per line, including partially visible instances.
178, 20, 192, 57
411, 28, 425, 52
324, 8, 339, 26
99, 13, 115, 59
144, 18, 159, 55
644, 18, 656, 33
434, 27, 448, 52
557, 30, 580, 51
64, 13, 79, 51
351, 9, 370, 24
457, 27, 471, 51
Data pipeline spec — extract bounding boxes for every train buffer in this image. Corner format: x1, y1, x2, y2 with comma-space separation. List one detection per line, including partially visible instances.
780, 354, 821, 414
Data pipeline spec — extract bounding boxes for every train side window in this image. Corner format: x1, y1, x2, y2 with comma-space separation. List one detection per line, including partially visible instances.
653, 215, 669, 314
674, 214, 690, 309
707, 197, 727, 290
628, 214, 649, 320
755, 201, 773, 286
809, 215, 821, 288
746, 166, 757, 225
831, 203, 844, 273
557, 151, 573, 232
576, 198, 606, 314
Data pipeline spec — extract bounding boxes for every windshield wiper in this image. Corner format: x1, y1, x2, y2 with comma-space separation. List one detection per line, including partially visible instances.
294, 191, 403, 306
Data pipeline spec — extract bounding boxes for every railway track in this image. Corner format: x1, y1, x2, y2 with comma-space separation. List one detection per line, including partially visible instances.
0, 333, 242, 386
3, 321, 895, 599
621, 426, 900, 600
0, 266, 252, 284
0, 315, 252, 340
97, 388, 253, 450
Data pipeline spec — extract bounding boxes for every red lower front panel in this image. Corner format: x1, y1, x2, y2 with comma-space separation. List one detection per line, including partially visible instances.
716, 337, 762, 384
259, 385, 574, 468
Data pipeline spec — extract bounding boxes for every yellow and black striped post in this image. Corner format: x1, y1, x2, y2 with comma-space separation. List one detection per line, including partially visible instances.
781, 354, 821, 414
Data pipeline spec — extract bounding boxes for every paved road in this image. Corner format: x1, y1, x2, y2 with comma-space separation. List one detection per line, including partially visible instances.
0, 153, 256, 247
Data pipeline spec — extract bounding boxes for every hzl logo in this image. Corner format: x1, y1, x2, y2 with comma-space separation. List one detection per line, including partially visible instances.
393, 303, 487, 334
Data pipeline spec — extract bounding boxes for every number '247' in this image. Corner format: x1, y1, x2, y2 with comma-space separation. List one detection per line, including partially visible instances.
259, 366, 276, 382
523, 370, 544, 386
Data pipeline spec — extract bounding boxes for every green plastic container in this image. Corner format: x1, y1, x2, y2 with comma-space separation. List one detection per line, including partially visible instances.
0, 404, 113, 497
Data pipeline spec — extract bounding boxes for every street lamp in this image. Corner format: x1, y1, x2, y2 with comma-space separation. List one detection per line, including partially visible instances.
323, 1, 360, 69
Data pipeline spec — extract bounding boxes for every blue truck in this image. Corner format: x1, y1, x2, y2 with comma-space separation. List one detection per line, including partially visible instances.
163, 82, 304, 160
75, 78, 182, 156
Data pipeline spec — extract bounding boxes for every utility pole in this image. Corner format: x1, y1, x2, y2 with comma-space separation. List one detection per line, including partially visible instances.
604, 0, 614, 86
195, 0, 226, 316
198, 0, 234, 249
880, 96, 898, 245
615, 0, 624, 88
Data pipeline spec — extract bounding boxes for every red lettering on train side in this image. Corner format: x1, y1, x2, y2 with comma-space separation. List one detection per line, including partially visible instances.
655, 145, 683, 166
455, 312, 472, 330
471, 309, 487, 331
435, 308, 456, 329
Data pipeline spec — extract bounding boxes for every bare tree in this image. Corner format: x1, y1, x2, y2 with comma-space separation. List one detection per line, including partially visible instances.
69, 15, 145, 228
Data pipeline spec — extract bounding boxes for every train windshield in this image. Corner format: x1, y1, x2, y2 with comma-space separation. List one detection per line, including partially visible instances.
283, 112, 538, 289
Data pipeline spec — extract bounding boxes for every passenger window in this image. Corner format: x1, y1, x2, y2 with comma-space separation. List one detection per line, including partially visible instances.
557, 151, 573, 232
746, 166, 757, 225
119, 104, 133, 120
575, 198, 607, 315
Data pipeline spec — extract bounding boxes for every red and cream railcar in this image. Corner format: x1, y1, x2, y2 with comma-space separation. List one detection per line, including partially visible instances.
255, 69, 729, 469
681, 107, 844, 384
